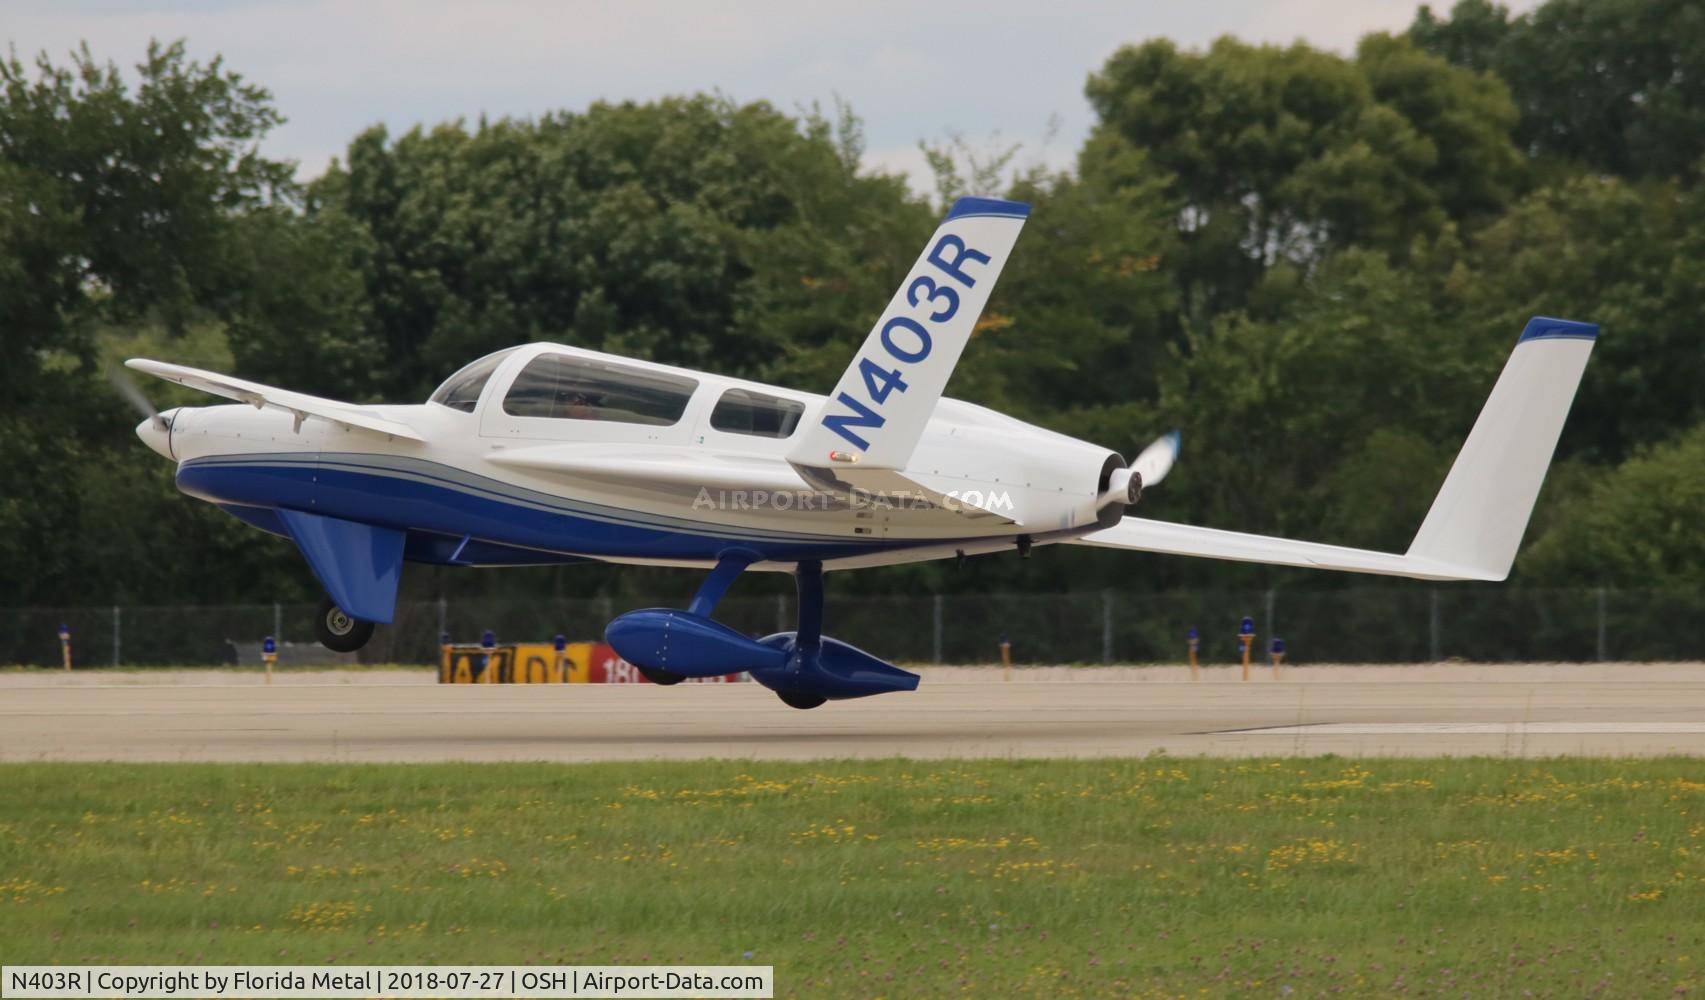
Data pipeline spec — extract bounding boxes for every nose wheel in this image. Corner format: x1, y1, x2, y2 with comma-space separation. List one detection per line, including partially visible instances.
315, 598, 375, 653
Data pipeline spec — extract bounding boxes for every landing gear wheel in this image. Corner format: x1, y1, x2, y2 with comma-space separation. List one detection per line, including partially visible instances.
777, 690, 827, 710
638, 666, 686, 686
315, 598, 374, 653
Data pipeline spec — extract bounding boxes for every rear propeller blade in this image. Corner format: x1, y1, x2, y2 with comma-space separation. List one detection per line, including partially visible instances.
1131, 431, 1180, 488
1099, 431, 1181, 507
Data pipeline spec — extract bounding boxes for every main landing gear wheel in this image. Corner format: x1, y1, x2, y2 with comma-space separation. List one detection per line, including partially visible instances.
777, 690, 827, 710
315, 598, 374, 653
638, 666, 686, 686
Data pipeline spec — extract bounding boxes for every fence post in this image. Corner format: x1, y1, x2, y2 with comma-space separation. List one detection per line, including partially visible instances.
437, 596, 448, 640
932, 594, 943, 664
1101, 590, 1113, 664
112, 605, 121, 666
775, 594, 788, 634
1264, 589, 1276, 646
1428, 589, 1441, 662
1596, 587, 1607, 662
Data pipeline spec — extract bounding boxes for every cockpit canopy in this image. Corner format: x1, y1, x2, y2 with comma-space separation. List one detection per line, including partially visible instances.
502, 354, 697, 425
427, 349, 516, 412
426, 346, 806, 439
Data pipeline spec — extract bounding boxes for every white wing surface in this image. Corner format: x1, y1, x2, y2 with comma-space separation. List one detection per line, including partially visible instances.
125, 359, 426, 442
1069, 317, 1599, 581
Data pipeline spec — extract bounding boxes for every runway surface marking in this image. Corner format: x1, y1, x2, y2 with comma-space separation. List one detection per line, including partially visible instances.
1225, 721, 1705, 735
4, 674, 1705, 760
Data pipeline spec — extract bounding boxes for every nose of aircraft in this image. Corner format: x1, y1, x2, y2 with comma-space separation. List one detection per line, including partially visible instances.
135, 408, 179, 460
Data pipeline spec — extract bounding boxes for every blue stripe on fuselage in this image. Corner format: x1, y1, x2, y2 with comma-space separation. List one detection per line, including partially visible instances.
178, 454, 949, 564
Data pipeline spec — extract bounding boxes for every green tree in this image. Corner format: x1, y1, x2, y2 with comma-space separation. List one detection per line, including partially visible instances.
1519, 424, 1705, 587
220, 206, 379, 400
0, 39, 291, 371
1083, 35, 1521, 320
313, 97, 928, 403
1453, 174, 1705, 462
1412, 0, 1705, 180
956, 133, 1179, 429
1355, 32, 1525, 221
1140, 250, 1487, 553
0, 39, 301, 605
1408, 0, 1516, 71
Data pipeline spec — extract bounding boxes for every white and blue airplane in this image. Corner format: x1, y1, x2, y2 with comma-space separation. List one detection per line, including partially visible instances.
125, 196, 1597, 708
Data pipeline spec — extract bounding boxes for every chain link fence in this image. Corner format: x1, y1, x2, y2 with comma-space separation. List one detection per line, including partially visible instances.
2, 587, 1701, 667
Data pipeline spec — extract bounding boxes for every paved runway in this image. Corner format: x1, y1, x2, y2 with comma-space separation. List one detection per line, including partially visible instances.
4, 666, 1704, 760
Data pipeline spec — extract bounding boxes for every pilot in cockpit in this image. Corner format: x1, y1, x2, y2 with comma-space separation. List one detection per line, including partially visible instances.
556, 389, 598, 420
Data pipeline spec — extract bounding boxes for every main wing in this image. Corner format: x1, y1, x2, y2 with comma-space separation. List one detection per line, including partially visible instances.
1069, 518, 1493, 581
126, 359, 425, 442
1069, 316, 1599, 582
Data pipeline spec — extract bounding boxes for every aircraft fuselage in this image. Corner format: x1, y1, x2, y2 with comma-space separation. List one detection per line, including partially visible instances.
146, 342, 1124, 575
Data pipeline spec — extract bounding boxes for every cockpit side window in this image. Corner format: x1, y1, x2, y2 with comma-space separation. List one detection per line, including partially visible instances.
709, 388, 805, 438
502, 355, 697, 426
428, 351, 510, 413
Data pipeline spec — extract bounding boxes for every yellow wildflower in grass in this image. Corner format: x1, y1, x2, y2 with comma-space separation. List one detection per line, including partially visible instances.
789, 822, 866, 844
1265, 839, 1357, 871
0, 878, 67, 904
913, 835, 1040, 852
988, 858, 1073, 880
1303, 767, 1373, 791
286, 900, 370, 929
445, 858, 509, 879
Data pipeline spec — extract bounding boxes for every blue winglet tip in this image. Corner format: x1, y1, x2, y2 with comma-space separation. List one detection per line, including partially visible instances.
944, 196, 1031, 222
1518, 316, 1599, 343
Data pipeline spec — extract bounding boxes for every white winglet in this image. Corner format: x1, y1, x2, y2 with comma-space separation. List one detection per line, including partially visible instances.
1068, 317, 1598, 581
788, 196, 1029, 472
124, 359, 426, 442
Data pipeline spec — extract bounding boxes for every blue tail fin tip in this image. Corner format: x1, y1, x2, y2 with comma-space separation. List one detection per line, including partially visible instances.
1518, 316, 1599, 343
943, 196, 1031, 221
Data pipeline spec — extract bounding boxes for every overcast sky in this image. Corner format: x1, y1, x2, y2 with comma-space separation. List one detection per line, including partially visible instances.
8, 0, 1539, 195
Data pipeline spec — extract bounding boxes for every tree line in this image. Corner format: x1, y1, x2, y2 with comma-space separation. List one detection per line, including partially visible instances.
3, 0, 1702, 609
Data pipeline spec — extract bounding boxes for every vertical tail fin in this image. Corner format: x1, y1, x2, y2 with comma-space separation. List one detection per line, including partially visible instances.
1404, 316, 1598, 578
788, 196, 1029, 471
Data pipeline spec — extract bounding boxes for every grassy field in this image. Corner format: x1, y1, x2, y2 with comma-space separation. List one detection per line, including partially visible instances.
2, 759, 1702, 997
